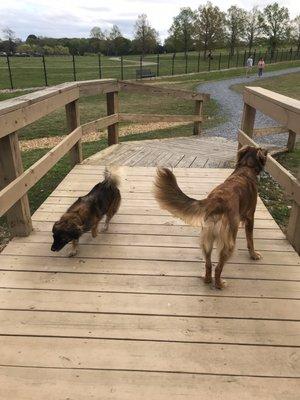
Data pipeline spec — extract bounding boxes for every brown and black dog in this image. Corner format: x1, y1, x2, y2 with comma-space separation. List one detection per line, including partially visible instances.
51, 166, 121, 257
154, 146, 268, 289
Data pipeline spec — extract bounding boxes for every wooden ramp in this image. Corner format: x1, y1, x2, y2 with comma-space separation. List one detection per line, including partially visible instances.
1, 165, 300, 399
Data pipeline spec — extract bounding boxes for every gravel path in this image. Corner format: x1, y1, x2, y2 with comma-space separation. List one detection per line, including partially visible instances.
197, 67, 300, 146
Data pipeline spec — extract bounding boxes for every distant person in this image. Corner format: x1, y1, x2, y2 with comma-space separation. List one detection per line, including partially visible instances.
245, 55, 253, 77
257, 57, 265, 77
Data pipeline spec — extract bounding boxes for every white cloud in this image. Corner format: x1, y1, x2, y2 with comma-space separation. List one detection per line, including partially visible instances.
0, 0, 298, 41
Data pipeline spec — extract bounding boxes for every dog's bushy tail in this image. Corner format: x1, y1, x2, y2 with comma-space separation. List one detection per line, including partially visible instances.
103, 165, 121, 187
154, 167, 207, 227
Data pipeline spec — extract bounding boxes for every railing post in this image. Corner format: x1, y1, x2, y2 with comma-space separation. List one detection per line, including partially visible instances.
287, 171, 300, 254
287, 129, 297, 152
239, 102, 256, 148
0, 132, 32, 236
65, 100, 82, 165
193, 100, 203, 135
107, 91, 119, 145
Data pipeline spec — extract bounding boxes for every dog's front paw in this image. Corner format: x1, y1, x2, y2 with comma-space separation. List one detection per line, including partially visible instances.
250, 251, 262, 260
202, 276, 212, 284
68, 250, 78, 257
101, 224, 109, 233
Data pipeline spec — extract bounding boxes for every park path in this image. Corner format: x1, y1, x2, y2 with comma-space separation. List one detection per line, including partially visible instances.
197, 66, 300, 146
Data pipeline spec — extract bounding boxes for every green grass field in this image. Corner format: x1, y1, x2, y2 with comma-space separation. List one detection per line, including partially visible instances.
1, 47, 299, 89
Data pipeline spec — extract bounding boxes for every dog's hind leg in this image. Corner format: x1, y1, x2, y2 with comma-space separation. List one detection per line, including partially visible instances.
200, 224, 215, 284
215, 218, 238, 289
102, 195, 121, 232
245, 215, 262, 260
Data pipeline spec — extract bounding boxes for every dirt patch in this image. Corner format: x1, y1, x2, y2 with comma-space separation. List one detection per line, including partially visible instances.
19, 121, 190, 151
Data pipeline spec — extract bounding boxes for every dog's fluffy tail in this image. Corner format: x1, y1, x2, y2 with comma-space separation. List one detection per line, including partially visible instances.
103, 165, 121, 187
154, 167, 207, 227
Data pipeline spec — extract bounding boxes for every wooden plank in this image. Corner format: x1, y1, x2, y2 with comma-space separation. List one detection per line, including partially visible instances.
287, 130, 297, 152
240, 103, 256, 141
238, 130, 300, 204
0, 87, 79, 138
1, 270, 299, 298
1, 367, 299, 400
11, 230, 294, 252
0, 288, 298, 320
287, 200, 300, 254
81, 114, 119, 135
1, 253, 299, 281
107, 92, 119, 145
65, 99, 82, 166
0, 132, 32, 236
254, 125, 287, 137
0, 127, 82, 217
1, 336, 299, 376
78, 79, 118, 96
1, 310, 299, 346
119, 80, 209, 101
119, 113, 201, 123
244, 86, 300, 135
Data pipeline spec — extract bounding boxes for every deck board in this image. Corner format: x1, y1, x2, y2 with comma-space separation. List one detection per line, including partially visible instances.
0, 165, 299, 399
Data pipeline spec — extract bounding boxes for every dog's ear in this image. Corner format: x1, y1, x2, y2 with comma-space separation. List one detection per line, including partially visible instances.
237, 145, 251, 164
256, 148, 268, 166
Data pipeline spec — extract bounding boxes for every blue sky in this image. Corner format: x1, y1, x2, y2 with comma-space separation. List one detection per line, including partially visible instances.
0, 0, 298, 41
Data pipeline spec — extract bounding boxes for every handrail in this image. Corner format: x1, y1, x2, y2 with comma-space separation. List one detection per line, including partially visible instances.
240, 87, 300, 253
0, 78, 209, 237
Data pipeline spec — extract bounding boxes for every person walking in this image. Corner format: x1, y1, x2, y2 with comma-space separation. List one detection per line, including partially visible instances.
257, 57, 265, 77
245, 54, 253, 77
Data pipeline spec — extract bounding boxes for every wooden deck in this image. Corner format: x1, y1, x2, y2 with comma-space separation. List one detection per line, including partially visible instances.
87, 136, 237, 167
0, 163, 299, 399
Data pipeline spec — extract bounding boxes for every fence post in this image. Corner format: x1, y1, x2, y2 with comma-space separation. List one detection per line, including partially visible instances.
193, 100, 203, 135
0, 132, 32, 236
172, 53, 175, 75
42, 55, 48, 86
275, 50, 278, 63
218, 53, 221, 70
98, 53, 102, 79
139, 55, 142, 80
197, 51, 201, 72
156, 53, 160, 77
185, 53, 188, 74
65, 100, 82, 166
6, 54, 13, 90
290, 48, 293, 60
72, 54, 76, 81
253, 49, 256, 65
227, 53, 230, 69
208, 55, 211, 71
106, 91, 119, 145
280, 49, 283, 62
120, 56, 124, 80
243, 50, 246, 67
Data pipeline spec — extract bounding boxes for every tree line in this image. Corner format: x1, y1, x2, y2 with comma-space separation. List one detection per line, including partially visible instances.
1, 2, 299, 57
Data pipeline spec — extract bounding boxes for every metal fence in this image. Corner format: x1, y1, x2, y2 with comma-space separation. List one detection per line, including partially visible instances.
1, 48, 300, 90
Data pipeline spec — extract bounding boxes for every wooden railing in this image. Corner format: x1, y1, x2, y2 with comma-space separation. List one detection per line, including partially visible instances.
0, 78, 209, 237
239, 86, 300, 253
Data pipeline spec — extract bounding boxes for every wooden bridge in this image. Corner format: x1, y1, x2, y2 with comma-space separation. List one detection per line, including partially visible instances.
0, 79, 299, 399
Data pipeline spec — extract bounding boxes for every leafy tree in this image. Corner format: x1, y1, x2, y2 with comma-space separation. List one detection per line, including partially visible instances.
244, 7, 261, 53
26, 34, 38, 44
16, 43, 33, 54
259, 2, 291, 55
169, 7, 196, 54
292, 15, 300, 52
226, 6, 247, 56
133, 14, 159, 55
195, 2, 225, 59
